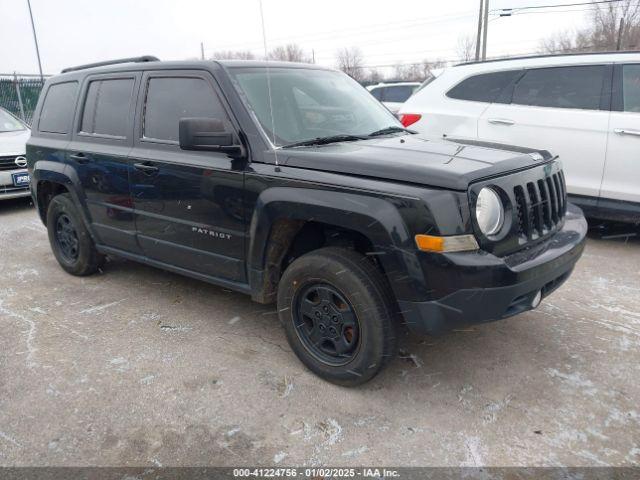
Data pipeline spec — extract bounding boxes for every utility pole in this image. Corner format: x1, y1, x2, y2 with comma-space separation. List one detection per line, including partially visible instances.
616, 17, 625, 51
475, 0, 484, 61
200, 42, 205, 60
26, 0, 44, 81
312, 49, 315, 64
481, 0, 490, 61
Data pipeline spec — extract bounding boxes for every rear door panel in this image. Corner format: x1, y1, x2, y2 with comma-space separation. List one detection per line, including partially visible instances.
67, 73, 140, 253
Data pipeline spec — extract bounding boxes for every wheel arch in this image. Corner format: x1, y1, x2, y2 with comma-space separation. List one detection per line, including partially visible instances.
32, 163, 94, 237
247, 187, 424, 305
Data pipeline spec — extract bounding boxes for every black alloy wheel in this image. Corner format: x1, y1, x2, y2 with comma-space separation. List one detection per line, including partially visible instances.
294, 283, 360, 366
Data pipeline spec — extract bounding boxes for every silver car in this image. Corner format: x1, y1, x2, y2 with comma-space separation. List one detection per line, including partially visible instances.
0, 107, 31, 200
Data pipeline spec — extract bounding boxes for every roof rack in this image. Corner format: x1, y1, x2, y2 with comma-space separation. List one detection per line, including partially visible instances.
61, 56, 160, 74
455, 50, 640, 67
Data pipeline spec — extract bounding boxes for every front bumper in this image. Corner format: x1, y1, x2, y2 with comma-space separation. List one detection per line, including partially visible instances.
398, 204, 587, 335
0, 168, 30, 200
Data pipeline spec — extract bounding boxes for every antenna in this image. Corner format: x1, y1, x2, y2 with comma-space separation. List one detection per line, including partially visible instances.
258, 0, 279, 167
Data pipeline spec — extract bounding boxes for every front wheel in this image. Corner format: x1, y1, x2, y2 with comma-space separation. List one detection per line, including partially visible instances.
277, 247, 398, 386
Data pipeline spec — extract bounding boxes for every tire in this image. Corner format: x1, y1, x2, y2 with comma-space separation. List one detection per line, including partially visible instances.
46, 193, 104, 276
277, 247, 398, 386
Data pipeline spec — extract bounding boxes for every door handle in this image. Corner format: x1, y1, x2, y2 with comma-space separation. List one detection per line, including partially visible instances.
70, 152, 91, 164
488, 118, 515, 126
134, 162, 159, 174
614, 128, 640, 137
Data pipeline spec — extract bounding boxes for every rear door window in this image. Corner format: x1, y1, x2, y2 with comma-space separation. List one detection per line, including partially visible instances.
143, 77, 229, 142
38, 82, 78, 134
622, 64, 640, 113
447, 70, 521, 103
369, 88, 383, 100
382, 85, 415, 103
512, 65, 607, 110
81, 78, 135, 137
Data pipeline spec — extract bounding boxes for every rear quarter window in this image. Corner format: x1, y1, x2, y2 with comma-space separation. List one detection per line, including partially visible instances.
447, 70, 521, 103
38, 82, 79, 134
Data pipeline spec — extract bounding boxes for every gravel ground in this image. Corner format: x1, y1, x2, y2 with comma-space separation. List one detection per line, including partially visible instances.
1, 197, 639, 467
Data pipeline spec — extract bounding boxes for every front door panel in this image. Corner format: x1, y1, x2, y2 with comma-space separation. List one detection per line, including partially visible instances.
130, 150, 246, 281
130, 70, 247, 282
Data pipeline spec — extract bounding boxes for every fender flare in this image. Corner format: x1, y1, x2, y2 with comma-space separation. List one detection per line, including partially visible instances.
247, 186, 425, 304
31, 161, 97, 240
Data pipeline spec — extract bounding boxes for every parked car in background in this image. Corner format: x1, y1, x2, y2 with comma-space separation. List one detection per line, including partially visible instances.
399, 52, 640, 223
367, 81, 420, 114
0, 107, 31, 200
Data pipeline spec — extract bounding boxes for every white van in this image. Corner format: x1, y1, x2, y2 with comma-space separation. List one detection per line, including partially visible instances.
399, 52, 640, 223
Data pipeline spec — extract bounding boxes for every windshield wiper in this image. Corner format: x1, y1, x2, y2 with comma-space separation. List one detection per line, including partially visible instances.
367, 126, 416, 137
281, 134, 368, 149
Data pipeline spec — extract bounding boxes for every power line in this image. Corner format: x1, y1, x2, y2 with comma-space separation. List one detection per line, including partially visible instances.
494, 0, 623, 15
507, 4, 640, 15
204, 10, 479, 53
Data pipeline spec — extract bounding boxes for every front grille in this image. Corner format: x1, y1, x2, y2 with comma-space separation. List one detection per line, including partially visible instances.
0, 184, 30, 194
469, 161, 567, 257
0, 156, 23, 171
513, 170, 566, 241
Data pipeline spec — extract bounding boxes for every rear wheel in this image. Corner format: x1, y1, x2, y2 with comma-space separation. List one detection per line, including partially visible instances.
278, 247, 397, 386
47, 193, 104, 276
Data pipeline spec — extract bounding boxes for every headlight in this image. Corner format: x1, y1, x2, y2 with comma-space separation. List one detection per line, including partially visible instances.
476, 187, 504, 236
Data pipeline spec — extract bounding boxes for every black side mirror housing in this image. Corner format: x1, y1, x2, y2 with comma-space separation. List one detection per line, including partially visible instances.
179, 118, 245, 158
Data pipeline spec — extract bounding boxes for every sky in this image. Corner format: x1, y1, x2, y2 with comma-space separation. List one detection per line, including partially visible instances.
0, 0, 598, 76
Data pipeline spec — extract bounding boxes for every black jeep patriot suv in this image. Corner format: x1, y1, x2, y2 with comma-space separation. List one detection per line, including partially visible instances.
27, 56, 587, 385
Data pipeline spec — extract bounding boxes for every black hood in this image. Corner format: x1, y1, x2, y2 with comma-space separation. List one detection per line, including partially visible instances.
279, 135, 554, 191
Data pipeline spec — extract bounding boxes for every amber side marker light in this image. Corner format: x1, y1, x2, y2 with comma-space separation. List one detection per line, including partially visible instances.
415, 234, 479, 253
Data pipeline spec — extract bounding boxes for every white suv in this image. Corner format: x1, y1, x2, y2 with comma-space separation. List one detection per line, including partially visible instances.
399, 52, 640, 223
0, 107, 31, 200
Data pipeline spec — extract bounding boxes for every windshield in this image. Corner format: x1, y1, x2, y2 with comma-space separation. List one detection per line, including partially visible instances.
0, 109, 26, 132
229, 67, 402, 147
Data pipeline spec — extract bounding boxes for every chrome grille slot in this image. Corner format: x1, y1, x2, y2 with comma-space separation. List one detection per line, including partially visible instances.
0, 156, 22, 171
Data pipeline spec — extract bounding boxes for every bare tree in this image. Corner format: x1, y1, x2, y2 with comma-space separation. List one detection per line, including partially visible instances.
456, 35, 477, 62
267, 43, 312, 63
336, 47, 365, 82
392, 59, 444, 82
211, 50, 256, 60
540, 0, 640, 53
363, 68, 384, 85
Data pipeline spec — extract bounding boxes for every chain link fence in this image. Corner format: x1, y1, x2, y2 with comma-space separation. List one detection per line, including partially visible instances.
0, 74, 50, 126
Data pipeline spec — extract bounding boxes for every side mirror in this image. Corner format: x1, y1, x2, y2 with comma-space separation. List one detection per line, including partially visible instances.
179, 117, 245, 158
